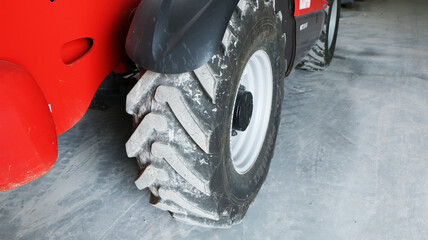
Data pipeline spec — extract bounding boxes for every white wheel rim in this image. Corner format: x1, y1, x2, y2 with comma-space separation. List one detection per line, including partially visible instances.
328, 0, 338, 49
230, 50, 273, 174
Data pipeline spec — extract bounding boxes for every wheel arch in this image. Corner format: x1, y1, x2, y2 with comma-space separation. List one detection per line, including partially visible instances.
126, 0, 240, 74
126, 0, 301, 75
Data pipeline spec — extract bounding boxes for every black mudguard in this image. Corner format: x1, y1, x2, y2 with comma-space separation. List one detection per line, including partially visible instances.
126, 0, 239, 74
275, 0, 296, 75
294, 10, 326, 66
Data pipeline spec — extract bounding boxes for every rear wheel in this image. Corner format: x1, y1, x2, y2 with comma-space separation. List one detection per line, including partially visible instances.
125, 0, 285, 227
297, 0, 341, 71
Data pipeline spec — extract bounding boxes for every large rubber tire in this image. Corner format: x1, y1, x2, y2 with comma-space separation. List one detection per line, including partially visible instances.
125, 0, 285, 227
297, 0, 341, 71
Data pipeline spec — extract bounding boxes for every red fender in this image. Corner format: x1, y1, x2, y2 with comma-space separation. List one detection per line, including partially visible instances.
0, 61, 58, 191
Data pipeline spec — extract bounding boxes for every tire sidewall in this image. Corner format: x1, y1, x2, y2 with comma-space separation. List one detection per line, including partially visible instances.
325, 0, 341, 63
209, 3, 285, 219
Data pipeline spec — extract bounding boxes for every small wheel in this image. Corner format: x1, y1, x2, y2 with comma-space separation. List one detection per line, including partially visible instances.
125, 0, 285, 227
297, 0, 341, 71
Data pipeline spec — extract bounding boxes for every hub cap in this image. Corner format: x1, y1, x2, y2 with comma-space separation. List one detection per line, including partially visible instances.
232, 89, 253, 132
230, 50, 273, 174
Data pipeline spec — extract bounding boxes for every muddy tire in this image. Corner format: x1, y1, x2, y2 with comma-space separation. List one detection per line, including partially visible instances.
125, 0, 285, 227
297, 0, 340, 71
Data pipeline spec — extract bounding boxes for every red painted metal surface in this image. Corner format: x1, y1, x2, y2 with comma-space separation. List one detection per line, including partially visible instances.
0, 0, 140, 191
0, 61, 58, 191
294, 0, 328, 17
0, 0, 140, 135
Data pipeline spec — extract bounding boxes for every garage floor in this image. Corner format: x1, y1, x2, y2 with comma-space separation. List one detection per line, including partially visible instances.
1, 0, 428, 239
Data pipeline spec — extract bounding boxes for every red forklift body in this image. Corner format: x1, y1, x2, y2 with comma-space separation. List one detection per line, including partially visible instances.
0, 0, 140, 191
294, 0, 327, 16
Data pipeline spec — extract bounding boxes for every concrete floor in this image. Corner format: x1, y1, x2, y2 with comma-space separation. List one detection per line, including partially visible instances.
1, 0, 428, 239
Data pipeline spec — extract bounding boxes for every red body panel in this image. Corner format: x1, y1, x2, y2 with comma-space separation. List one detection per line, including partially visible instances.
0, 0, 140, 191
294, 0, 327, 17
0, 0, 140, 135
0, 61, 58, 191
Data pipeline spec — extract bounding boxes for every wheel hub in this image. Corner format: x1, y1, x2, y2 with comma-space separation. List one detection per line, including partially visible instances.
232, 90, 253, 132
230, 50, 273, 174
